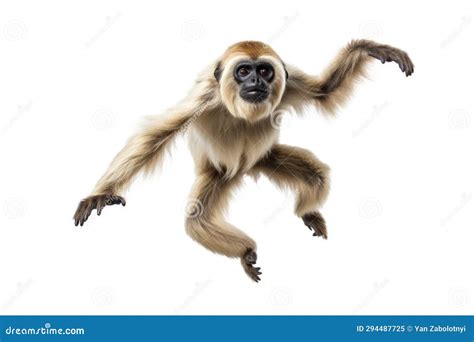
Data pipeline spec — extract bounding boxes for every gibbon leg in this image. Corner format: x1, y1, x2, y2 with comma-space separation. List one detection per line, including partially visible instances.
185, 165, 261, 282
251, 144, 331, 238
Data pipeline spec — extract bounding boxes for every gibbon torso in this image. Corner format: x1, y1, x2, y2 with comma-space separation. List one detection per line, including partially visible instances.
187, 108, 279, 177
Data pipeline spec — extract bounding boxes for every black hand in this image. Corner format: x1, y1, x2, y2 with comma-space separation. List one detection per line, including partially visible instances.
367, 45, 414, 77
73, 194, 125, 226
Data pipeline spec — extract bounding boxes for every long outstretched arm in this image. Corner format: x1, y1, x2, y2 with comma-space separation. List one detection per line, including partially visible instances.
280, 39, 414, 114
73, 81, 217, 226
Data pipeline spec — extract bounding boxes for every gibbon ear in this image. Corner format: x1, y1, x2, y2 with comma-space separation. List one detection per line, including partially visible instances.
214, 61, 222, 82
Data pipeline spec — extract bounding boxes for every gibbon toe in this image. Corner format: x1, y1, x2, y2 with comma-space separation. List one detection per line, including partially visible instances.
302, 211, 328, 239
241, 249, 262, 282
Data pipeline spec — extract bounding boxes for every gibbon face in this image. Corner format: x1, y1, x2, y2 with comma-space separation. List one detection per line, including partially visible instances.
215, 41, 287, 123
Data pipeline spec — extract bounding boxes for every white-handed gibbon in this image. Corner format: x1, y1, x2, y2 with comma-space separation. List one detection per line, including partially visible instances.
74, 40, 414, 282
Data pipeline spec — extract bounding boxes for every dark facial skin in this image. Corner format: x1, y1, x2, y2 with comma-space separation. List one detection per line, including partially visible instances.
233, 60, 275, 103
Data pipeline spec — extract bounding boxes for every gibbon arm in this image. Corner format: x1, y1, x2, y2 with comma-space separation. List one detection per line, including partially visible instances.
91, 109, 191, 196
73, 86, 216, 226
281, 39, 414, 114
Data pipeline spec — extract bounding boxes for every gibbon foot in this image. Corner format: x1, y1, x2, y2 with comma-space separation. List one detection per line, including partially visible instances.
241, 249, 262, 282
302, 211, 327, 239
366, 45, 414, 76
73, 194, 126, 227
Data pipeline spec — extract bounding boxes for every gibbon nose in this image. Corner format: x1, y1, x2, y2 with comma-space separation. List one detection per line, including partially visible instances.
249, 75, 262, 86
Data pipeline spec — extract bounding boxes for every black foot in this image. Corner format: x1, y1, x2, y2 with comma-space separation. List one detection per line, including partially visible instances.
73, 194, 126, 226
241, 249, 262, 282
302, 211, 327, 239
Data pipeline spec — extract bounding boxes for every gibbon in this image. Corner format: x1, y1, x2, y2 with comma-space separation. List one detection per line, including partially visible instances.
74, 40, 414, 282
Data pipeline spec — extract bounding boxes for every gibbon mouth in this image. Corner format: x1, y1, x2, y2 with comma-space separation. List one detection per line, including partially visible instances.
240, 87, 269, 103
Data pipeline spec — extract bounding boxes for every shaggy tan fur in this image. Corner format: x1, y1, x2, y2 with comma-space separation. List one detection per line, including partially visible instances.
185, 164, 256, 257
250, 144, 330, 217
74, 40, 413, 281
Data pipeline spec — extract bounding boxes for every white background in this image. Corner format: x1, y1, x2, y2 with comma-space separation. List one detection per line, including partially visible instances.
1, 0, 473, 315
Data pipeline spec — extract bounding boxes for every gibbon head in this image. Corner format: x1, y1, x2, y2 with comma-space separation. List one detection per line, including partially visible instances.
214, 41, 288, 123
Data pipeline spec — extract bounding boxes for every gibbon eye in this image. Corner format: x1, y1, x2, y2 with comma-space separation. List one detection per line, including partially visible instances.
257, 64, 274, 81
238, 67, 250, 77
